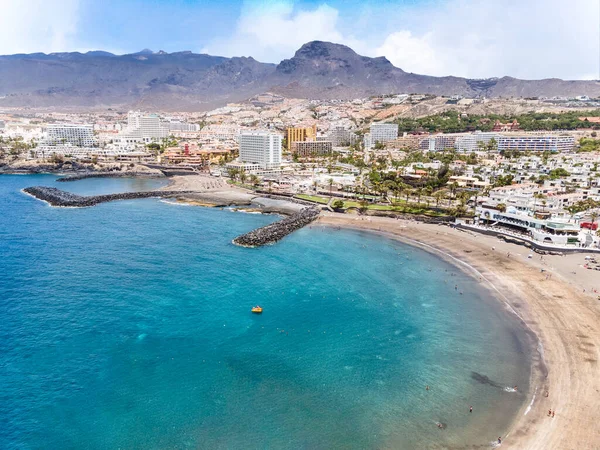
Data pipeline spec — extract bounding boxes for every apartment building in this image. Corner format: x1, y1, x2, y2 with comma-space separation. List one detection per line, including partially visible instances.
239, 131, 282, 169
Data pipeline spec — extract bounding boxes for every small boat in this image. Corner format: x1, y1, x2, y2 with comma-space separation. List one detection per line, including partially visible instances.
251, 306, 263, 314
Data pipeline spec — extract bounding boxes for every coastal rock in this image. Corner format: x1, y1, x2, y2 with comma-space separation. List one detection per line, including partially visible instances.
233, 207, 320, 247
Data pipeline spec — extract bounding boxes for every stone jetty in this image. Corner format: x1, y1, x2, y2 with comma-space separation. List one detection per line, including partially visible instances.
56, 171, 164, 182
233, 207, 320, 247
23, 186, 192, 207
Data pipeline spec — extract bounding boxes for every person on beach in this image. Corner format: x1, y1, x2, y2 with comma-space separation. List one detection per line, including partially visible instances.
498, 436, 502, 444
552, 410, 555, 418
548, 409, 552, 416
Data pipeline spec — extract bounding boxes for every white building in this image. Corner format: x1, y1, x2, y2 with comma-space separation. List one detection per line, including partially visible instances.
168, 121, 200, 132
44, 124, 96, 147
238, 131, 282, 169
118, 111, 169, 143
455, 132, 500, 153
497, 135, 575, 153
370, 122, 398, 145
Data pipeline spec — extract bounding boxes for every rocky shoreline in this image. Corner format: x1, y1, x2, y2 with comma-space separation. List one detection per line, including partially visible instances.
23, 186, 193, 207
233, 207, 321, 247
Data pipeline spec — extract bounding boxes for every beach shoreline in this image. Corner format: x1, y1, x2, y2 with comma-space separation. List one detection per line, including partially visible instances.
317, 212, 600, 450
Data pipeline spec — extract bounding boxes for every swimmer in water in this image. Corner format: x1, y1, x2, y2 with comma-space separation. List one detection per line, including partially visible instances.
426, 385, 430, 391
469, 405, 473, 413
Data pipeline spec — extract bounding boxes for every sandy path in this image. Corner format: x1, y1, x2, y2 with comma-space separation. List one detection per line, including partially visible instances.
318, 213, 600, 450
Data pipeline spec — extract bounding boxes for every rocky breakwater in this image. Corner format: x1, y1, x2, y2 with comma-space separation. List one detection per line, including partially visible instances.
233, 207, 320, 247
23, 186, 193, 207
56, 171, 164, 182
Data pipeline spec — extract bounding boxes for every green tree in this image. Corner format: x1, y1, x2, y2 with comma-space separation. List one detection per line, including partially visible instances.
332, 199, 345, 211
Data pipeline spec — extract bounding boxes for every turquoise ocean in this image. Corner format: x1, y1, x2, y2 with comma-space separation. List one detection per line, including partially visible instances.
0, 175, 531, 449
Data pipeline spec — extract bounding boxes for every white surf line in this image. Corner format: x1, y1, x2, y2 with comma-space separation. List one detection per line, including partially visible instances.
524, 386, 538, 416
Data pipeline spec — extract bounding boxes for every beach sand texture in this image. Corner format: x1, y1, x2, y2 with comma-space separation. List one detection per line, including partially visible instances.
318, 213, 600, 450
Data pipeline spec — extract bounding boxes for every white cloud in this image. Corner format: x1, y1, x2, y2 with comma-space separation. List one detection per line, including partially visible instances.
0, 0, 80, 54
376, 31, 440, 76
204, 0, 598, 80
374, 0, 599, 80
202, 1, 367, 63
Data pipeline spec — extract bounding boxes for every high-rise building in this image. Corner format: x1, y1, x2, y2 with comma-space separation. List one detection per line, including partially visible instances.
370, 123, 398, 145
44, 124, 96, 147
239, 132, 282, 169
286, 125, 317, 150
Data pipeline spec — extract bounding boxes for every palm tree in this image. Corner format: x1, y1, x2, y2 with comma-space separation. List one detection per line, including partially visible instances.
415, 187, 424, 205
383, 180, 397, 202
328, 178, 334, 195
239, 169, 247, 184
424, 186, 433, 207
434, 190, 445, 207
497, 203, 507, 213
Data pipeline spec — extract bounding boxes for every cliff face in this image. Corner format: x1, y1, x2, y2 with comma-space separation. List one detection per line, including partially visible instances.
0, 41, 598, 111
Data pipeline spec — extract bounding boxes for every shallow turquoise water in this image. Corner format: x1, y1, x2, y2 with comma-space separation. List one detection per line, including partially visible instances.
1, 175, 531, 449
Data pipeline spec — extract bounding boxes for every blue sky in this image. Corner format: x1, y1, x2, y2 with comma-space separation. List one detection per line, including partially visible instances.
1, 0, 598, 80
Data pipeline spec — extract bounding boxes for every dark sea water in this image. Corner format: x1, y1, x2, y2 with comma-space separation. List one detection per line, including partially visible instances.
0, 175, 531, 449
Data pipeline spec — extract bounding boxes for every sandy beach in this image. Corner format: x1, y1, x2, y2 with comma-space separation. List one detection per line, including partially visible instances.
318, 212, 600, 450
161, 175, 306, 214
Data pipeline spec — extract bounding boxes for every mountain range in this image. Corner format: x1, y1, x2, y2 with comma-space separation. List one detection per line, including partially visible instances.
0, 41, 598, 111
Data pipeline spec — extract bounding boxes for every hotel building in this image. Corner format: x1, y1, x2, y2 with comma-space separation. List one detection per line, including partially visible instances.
497, 135, 576, 153
239, 131, 282, 169
286, 125, 317, 150
118, 111, 169, 143
44, 124, 96, 147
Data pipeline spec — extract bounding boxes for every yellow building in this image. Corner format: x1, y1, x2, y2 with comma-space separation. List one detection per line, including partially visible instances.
286, 125, 317, 150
